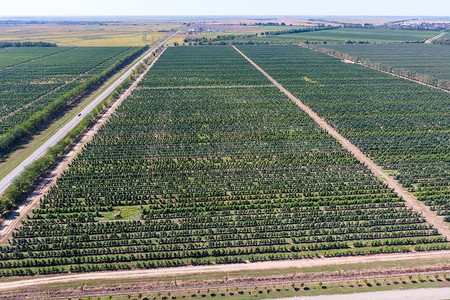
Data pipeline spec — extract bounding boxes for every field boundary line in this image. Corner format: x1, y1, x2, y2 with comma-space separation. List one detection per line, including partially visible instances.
232, 45, 450, 240
299, 43, 450, 94
0, 47, 169, 244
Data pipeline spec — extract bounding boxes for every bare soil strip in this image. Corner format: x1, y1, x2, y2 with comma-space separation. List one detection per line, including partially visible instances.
425, 31, 446, 44
0, 48, 167, 244
0, 47, 134, 124
4, 265, 450, 300
232, 45, 450, 240
2, 250, 450, 292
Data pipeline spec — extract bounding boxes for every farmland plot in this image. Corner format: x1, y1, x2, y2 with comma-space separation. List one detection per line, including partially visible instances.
237, 45, 449, 222
0, 46, 142, 136
0, 47, 64, 69
0, 46, 445, 277
220, 28, 437, 44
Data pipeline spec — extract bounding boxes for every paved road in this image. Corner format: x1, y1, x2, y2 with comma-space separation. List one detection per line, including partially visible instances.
0, 30, 180, 196
282, 287, 450, 300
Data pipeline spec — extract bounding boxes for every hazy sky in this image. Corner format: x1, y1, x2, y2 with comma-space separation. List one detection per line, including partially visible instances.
1, 0, 449, 16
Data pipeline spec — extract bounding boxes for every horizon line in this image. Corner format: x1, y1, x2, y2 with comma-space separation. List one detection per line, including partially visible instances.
0, 14, 449, 18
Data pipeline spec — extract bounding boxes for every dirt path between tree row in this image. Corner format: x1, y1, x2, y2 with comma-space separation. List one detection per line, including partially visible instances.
0, 47, 167, 245
2, 250, 450, 292
425, 31, 446, 44
232, 45, 450, 240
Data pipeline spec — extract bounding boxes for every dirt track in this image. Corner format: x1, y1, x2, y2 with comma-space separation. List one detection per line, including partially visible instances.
2, 250, 450, 292
232, 45, 450, 241
425, 31, 446, 44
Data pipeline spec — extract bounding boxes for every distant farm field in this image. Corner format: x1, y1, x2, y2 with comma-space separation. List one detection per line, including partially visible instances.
1, 46, 447, 277
321, 43, 450, 82
228, 28, 437, 43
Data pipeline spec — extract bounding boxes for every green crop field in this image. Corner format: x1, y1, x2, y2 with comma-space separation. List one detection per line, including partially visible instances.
0, 46, 146, 153
222, 28, 437, 44
237, 45, 450, 222
0, 46, 446, 277
321, 43, 450, 82
0, 46, 138, 135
